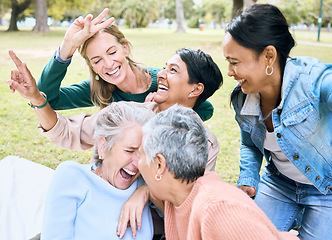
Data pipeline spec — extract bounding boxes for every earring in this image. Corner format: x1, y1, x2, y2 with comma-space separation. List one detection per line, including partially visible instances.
155, 174, 162, 181
265, 66, 274, 76
95, 74, 100, 81
188, 93, 192, 98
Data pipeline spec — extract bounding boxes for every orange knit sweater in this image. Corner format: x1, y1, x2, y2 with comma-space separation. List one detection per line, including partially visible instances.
164, 172, 298, 240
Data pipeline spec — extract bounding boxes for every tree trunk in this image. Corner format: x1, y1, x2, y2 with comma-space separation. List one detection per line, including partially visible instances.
7, 0, 32, 31
232, 0, 244, 19
175, 0, 185, 33
33, 0, 49, 32
0, 6, 3, 25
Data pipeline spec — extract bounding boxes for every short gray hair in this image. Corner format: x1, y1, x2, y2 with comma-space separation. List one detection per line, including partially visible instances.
142, 105, 208, 183
93, 102, 155, 165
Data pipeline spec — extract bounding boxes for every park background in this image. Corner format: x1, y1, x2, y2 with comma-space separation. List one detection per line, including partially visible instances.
0, 0, 331, 186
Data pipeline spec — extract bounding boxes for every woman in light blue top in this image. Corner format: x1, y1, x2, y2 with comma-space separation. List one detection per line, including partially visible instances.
222, 4, 332, 240
41, 102, 155, 240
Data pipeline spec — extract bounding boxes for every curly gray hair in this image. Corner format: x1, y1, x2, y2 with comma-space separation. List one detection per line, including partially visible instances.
142, 105, 209, 183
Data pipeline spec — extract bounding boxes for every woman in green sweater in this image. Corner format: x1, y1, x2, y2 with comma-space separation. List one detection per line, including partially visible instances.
37, 8, 214, 121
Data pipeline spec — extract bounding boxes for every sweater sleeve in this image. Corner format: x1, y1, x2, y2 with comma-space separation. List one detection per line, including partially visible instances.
37, 51, 93, 110
200, 201, 298, 240
205, 129, 219, 171
41, 161, 87, 240
38, 111, 97, 150
194, 100, 214, 121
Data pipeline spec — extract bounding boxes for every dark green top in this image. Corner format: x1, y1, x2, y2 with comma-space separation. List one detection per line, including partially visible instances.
37, 52, 214, 121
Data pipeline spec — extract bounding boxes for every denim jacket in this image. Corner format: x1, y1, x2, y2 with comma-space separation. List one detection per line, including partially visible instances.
231, 57, 332, 194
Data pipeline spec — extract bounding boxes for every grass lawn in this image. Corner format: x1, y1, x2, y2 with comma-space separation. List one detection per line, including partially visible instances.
0, 26, 331, 185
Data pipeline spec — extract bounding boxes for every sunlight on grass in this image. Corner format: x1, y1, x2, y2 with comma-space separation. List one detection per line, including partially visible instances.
1, 27, 331, 186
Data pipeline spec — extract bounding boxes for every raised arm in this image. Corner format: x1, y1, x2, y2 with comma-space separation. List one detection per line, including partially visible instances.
37, 52, 93, 110
37, 9, 114, 110
7, 50, 57, 131
8, 50, 99, 151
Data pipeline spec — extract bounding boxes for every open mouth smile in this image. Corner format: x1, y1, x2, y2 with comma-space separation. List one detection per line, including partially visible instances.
106, 66, 120, 76
237, 78, 246, 87
158, 82, 169, 92
120, 167, 137, 180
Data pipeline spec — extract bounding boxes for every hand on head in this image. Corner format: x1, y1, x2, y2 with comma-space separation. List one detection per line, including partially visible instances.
60, 8, 115, 59
7, 50, 42, 103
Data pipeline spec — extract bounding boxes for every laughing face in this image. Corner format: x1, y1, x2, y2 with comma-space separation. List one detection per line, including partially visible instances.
86, 31, 130, 86
98, 125, 142, 190
153, 54, 195, 110
222, 32, 269, 95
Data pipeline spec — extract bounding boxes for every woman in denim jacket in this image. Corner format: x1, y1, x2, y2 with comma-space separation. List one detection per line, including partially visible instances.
222, 4, 332, 239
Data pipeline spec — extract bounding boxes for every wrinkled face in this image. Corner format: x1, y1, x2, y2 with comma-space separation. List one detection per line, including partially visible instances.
138, 143, 164, 200
86, 31, 130, 86
222, 32, 268, 94
154, 54, 194, 110
101, 125, 142, 190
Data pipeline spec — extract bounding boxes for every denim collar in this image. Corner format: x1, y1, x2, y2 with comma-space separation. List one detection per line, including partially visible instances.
240, 93, 261, 116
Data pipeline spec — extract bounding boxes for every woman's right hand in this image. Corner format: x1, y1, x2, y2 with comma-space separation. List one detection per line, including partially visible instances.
238, 185, 256, 198
7, 50, 45, 105
117, 185, 150, 239
59, 8, 115, 60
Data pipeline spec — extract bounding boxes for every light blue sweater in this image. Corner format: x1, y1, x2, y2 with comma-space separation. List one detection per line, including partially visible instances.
41, 161, 153, 240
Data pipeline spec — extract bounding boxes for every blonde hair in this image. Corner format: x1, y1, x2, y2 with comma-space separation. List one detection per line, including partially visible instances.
79, 24, 149, 109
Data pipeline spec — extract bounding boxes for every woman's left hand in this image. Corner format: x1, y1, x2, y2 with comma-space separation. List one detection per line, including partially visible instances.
117, 185, 150, 238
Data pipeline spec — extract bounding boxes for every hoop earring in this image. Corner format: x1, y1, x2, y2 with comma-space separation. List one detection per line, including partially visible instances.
155, 174, 162, 181
265, 66, 274, 76
95, 74, 100, 81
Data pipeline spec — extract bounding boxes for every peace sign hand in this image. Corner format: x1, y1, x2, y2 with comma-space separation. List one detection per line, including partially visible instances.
59, 8, 115, 59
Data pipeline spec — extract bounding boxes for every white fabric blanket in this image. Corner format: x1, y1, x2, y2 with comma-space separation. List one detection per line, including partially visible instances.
0, 156, 54, 240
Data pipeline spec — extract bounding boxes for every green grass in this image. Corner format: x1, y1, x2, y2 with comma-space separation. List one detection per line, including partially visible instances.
0, 27, 331, 185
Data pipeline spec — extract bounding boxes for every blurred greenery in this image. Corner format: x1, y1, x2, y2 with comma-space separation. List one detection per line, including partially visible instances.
0, 26, 331, 185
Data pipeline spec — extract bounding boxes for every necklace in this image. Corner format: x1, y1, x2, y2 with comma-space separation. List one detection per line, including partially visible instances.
261, 111, 273, 122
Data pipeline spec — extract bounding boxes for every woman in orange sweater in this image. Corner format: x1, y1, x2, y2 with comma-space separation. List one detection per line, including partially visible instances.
134, 105, 299, 240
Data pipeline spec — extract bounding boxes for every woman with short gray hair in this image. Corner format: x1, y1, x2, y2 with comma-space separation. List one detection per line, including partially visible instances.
138, 105, 298, 240
142, 104, 208, 183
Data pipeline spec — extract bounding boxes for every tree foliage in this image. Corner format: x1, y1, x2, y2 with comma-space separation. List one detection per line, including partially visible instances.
1, 0, 331, 31
274, 0, 332, 27
117, 0, 160, 28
